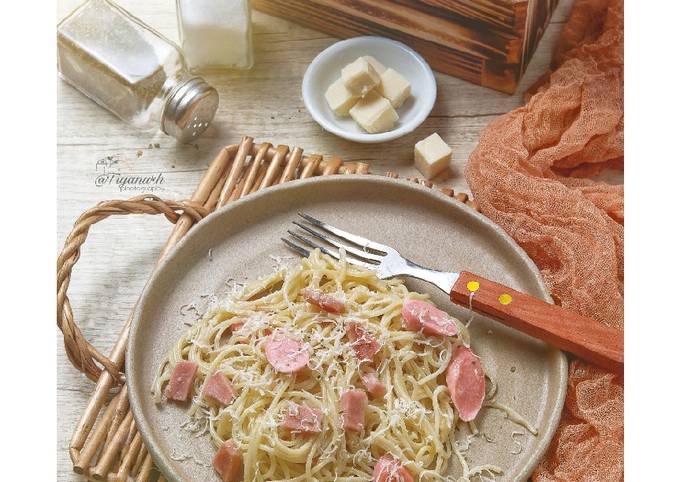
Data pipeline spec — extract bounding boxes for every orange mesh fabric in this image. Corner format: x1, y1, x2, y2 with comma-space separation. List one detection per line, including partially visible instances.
464, 0, 624, 480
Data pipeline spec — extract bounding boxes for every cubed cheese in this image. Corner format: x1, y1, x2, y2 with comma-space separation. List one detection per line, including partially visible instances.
414, 133, 452, 179
378, 68, 411, 108
361, 55, 386, 75
341, 57, 381, 97
349, 91, 399, 134
325, 78, 359, 116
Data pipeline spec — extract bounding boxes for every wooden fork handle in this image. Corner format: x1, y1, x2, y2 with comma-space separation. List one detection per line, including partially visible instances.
450, 271, 623, 373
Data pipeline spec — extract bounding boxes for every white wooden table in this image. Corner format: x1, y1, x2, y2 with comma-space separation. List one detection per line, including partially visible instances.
57, 1, 574, 479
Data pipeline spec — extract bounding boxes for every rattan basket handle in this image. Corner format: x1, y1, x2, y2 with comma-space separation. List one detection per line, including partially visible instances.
57, 195, 208, 384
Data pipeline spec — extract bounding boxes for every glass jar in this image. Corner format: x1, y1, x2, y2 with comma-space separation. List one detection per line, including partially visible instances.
57, 0, 219, 142
176, 0, 254, 71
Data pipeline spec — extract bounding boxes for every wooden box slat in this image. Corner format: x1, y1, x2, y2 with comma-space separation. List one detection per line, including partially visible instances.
253, 0, 559, 93
397, 0, 521, 32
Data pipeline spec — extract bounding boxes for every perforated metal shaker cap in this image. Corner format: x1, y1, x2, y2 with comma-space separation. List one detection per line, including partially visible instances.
161, 77, 219, 143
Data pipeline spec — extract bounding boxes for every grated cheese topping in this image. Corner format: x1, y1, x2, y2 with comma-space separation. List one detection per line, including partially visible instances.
152, 250, 535, 481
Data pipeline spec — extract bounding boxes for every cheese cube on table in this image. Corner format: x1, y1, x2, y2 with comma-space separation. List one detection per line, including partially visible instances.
378, 68, 411, 108
325, 78, 359, 116
414, 133, 452, 179
361, 55, 386, 74
349, 91, 399, 134
341, 57, 381, 96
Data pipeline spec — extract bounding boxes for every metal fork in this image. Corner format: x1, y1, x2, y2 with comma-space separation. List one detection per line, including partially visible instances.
283, 212, 623, 373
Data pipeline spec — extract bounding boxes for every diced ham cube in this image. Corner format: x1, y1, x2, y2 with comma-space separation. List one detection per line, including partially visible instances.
346, 322, 381, 362
359, 366, 387, 398
282, 402, 324, 435
212, 439, 243, 482
264, 337, 310, 373
446, 345, 486, 422
340, 389, 368, 432
164, 360, 198, 402
203, 371, 235, 406
303, 288, 346, 313
230, 321, 245, 331
372, 454, 414, 482
401, 299, 458, 337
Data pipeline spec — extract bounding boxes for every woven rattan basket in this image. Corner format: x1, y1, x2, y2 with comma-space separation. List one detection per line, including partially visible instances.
57, 136, 478, 481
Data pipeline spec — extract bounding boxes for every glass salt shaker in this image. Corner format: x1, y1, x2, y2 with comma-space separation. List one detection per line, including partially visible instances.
57, 0, 219, 143
176, 0, 254, 71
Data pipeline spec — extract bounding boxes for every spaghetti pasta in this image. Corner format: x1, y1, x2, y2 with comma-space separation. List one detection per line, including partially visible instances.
153, 250, 531, 481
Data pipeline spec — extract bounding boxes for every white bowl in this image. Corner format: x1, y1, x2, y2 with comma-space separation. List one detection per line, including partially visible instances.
302, 36, 437, 143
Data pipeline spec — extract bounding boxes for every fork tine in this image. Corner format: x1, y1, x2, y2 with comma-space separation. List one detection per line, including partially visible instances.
281, 237, 311, 258
297, 212, 390, 253
288, 231, 339, 261
292, 221, 382, 263
286, 231, 374, 269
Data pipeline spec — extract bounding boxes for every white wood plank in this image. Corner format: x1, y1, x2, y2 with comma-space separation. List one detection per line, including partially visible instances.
57, 1, 574, 480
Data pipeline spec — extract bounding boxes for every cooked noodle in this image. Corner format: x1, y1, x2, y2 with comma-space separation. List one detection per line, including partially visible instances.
153, 250, 533, 481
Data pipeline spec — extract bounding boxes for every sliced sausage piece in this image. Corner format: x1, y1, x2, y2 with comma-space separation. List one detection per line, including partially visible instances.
165, 360, 198, 402
359, 366, 387, 398
303, 288, 346, 314
401, 299, 458, 337
203, 371, 235, 406
446, 345, 486, 422
264, 337, 310, 373
346, 321, 381, 362
400, 299, 423, 331
340, 389, 368, 432
212, 439, 243, 482
282, 402, 324, 435
372, 454, 414, 482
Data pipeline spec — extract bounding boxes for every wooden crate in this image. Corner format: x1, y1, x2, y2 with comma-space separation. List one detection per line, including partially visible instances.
253, 0, 559, 93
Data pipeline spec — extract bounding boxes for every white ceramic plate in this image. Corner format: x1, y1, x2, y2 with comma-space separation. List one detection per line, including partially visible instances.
302, 36, 437, 143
